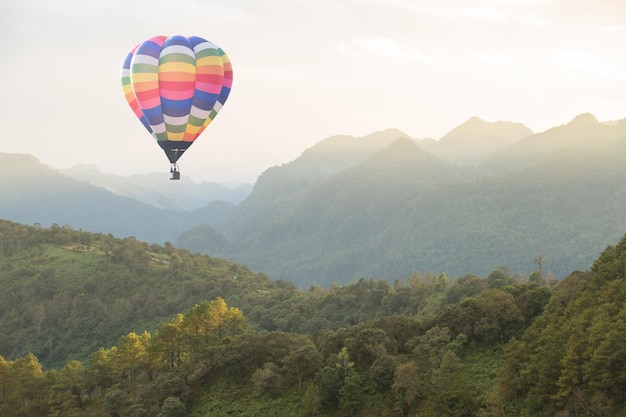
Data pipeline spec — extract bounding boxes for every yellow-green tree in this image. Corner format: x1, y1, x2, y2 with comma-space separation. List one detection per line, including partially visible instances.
0, 355, 8, 399
5, 353, 45, 416
181, 298, 247, 363
116, 331, 151, 387
151, 313, 185, 369
89, 346, 118, 395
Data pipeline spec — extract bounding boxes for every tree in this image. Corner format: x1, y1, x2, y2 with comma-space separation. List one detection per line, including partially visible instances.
430, 350, 479, 416
7, 353, 45, 416
158, 396, 186, 417
473, 289, 525, 344
116, 331, 150, 387
336, 347, 354, 379
392, 361, 420, 416
553, 317, 588, 410
487, 268, 514, 289
533, 253, 546, 274
315, 365, 342, 409
103, 387, 129, 417
368, 354, 396, 391
0, 355, 8, 400
492, 337, 528, 412
530, 253, 547, 286
434, 273, 450, 292
89, 346, 118, 395
0, 356, 10, 417
502, 283, 551, 324
47, 360, 90, 415
251, 362, 283, 398
207, 297, 229, 340
300, 382, 322, 416
412, 326, 454, 368
523, 320, 568, 416
155, 371, 189, 401
181, 298, 247, 363
446, 274, 487, 305
152, 314, 184, 369
339, 370, 363, 416
223, 302, 248, 338
30, 303, 46, 335
345, 327, 390, 369
284, 343, 323, 394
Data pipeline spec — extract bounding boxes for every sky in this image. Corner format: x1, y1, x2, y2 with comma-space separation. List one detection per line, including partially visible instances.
0, 0, 624, 183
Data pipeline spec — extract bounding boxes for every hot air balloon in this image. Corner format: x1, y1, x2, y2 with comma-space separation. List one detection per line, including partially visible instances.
121, 35, 232, 180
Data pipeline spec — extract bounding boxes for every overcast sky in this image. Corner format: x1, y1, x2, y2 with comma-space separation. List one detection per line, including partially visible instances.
1, 0, 624, 183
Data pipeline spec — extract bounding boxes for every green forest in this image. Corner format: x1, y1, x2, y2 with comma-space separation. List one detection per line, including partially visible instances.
1, 219, 626, 416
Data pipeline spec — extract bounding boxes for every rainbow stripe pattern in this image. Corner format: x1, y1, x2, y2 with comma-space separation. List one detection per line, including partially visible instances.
121, 35, 233, 164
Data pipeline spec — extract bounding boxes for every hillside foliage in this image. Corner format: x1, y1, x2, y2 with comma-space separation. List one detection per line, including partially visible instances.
2, 220, 626, 416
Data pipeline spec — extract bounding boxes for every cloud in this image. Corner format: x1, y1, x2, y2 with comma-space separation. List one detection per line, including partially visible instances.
239, 66, 307, 82
545, 0, 626, 28
333, 37, 431, 63
350, 0, 551, 24
543, 48, 625, 79
475, 50, 515, 68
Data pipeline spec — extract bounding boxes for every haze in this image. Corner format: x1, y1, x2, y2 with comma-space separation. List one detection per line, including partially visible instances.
0, 0, 624, 183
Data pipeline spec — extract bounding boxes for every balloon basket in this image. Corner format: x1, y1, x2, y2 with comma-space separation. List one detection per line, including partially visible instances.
169, 164, 180, 180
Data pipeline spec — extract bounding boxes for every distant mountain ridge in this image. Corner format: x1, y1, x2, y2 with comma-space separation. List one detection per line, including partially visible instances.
176, 113, 626, 286
61, 164, 252, 211
3, 113, 626, 287
425, 116, 533, 165
0, 154, 204, 243
481, 113, 626, 173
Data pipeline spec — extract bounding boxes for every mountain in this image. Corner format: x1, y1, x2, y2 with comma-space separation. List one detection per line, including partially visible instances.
481, 113, 626, 173
227, 138, 460, 284
0, 154, 200, 243
369, 136, 626, 280
4, 113, 626, 288
424, 116, 533, 165
62, 164, 252, 211
178, 114, 626, 287
282, 128, 414, 176
247, 128, 415, 199
220, 129, 417, 239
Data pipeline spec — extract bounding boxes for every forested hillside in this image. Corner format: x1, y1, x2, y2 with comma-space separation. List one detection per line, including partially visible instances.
0, 219, 287, 367
2, 220, 626, 416
488, 232, 626, 417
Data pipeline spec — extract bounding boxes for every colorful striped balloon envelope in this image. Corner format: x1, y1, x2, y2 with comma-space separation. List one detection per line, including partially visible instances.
121, 35, 233, 178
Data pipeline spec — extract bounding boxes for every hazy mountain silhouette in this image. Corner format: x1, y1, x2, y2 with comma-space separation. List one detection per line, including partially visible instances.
481, 113, 626, 173
178, 114, 626, 286
425, 116, 533, 165
222, 138, 461, 283
3, 113, 626, 287
62, 164, 252, 211
0, 154, 200, 243
223, 129, 415, 239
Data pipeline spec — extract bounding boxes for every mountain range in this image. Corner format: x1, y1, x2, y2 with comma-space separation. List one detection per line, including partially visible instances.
2, 113, 626, 287
60, 163, 252, 211
0, 154, 249, 243
179, 113, 626, 286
